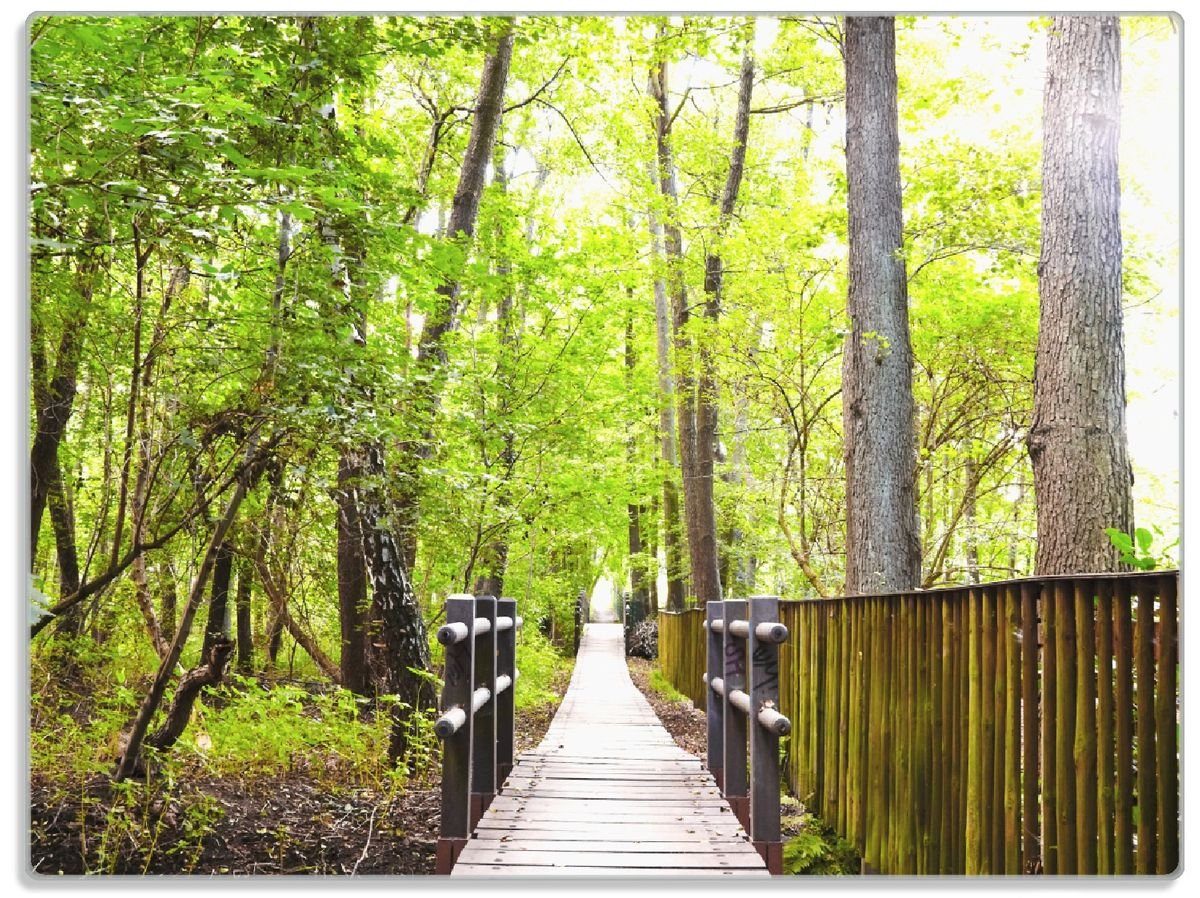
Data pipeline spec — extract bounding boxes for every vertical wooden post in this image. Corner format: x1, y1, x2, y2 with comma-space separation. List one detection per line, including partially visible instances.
496, 597, 517, 787
722, 598, 749, 829
1095, 580, 1114, 875
705, 601, 725, 791
1156, 573, 1178, 874
1041, 579, 1058, 874
1113, 578, 1134, 874
1074, 579, 1098, 874
574, 589, 585, 655
1020, 581, 1040, 872
436, 596, 475, 874
1135, 581, 1157, 873
748, 596, 783, 874
470, 595, 497, 830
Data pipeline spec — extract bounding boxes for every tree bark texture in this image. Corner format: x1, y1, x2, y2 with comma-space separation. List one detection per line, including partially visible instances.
842, 16, 922, 594
336, 449, 370, 694
693, 43, 755, 605
201, 541, 234, 657
235, 551, 253, 674
30, 248, 100, 555
648, 60, 691, 612
1029, 15, 1132, 575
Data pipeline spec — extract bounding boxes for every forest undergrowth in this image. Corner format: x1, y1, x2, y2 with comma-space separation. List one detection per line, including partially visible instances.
30, 631, 572, 875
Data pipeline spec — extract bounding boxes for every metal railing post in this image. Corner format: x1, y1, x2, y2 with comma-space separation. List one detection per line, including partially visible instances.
749, 595, 785, 874
496, 597, 517, 786
470, 595, 497, 829
722, 598, 749, 829
706, 600, 725, 791
435, 595, 476, 873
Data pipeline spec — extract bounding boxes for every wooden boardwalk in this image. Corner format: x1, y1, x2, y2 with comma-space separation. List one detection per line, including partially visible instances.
451, 623, 769, 877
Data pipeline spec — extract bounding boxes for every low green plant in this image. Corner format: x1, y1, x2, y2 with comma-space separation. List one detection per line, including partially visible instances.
514, 628, 570, 709
1105, 526, 1177, 571
648, 666, 687, 704
781, 799, 861, 875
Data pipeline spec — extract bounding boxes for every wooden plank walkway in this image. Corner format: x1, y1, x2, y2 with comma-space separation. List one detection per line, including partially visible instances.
452, 622, 769, 877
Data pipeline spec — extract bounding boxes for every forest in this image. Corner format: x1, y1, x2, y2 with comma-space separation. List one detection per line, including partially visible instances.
28, 14, 1178, 877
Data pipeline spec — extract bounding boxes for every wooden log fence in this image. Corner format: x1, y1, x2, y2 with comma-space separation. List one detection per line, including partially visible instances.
435, 594, 522, 873
704, 597, 792, 874
658, 571, 1179, 876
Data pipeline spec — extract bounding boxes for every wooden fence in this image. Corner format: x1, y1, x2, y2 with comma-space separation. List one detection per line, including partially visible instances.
658, 571, 1179, 876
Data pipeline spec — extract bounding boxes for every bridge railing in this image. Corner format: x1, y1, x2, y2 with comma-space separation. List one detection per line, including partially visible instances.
434, 594, 521, 874
659, 571, 1180, 876
704, 597, 792, 874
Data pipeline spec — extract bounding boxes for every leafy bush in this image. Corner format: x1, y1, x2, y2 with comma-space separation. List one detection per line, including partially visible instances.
514, 627, 571, 709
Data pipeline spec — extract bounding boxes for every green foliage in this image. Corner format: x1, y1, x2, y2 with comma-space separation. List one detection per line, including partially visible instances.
781, 803, 861, 875
648, 666, 687, 704
1105, 526, 1177, 571
514, 629, 572, 710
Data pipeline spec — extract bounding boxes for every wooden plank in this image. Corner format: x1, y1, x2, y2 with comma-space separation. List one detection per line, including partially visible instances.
1041, 578, 1058, 873
1113, 578, 1134, 874
452, 865, 770, 877
1135, 581, 1157, 873
1074, 579, 1097, 874
464, 840, 755, 853
1156, 573, 1178, 874
1020, 581, 1039, 873
451, 622, 767, 876
1095, 580, 1114, 874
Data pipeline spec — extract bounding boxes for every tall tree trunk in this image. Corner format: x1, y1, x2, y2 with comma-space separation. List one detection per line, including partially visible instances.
694, 40, 755, 605
129, 265, 188, 658
30, 243, 100, 555
354, 25, 514, 765
647, 63, 688, 612
841, 16, 921, 595
1029, 16, 1132, 574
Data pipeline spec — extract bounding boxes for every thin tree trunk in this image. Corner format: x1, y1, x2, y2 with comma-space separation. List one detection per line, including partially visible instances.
841, 16, 921, 594
235, 551, 253, 674
1029, 15, 1132, 574
964, 456, 980, 583
647, 62, 688, 612
201, 541, 234, 657
649, 56, 703, 608
115, 461, 258, 781
625, 307, 649, 620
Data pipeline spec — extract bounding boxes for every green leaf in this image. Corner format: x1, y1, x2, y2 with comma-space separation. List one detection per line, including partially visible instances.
1135, 527, 1154, 552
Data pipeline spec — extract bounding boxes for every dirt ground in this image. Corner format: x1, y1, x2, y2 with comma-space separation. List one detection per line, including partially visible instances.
30, 671, 569, 877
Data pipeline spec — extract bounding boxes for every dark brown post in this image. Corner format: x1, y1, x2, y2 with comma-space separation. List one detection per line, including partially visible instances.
435, 595, 475, 873
470, 595, 497, 829
574, 589, 585, 655
723, 598, 749, 829
749, 596, 786, 874
496, 597, 517, 786
706, 600, 725, 791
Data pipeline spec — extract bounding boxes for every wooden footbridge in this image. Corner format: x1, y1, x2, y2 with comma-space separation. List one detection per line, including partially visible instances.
432, 596, 788, 878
